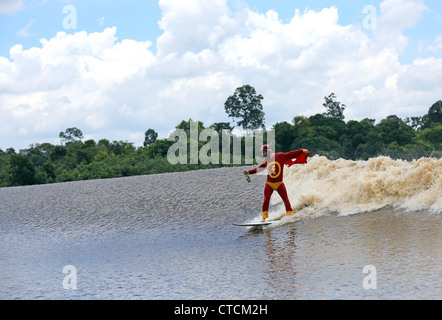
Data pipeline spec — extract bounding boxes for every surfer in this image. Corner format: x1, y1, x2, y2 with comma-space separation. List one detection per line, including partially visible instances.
244, 144, 309, 222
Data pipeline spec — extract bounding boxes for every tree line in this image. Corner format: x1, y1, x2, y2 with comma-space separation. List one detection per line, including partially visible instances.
275, 95, 442, 160
0, 86, 441, 187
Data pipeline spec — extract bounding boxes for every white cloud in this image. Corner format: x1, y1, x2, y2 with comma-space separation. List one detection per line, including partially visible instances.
157, 0, 238, 56
374, 0, 428, 55
378, 0, 428, 31
1, 0, 442, 150
0, 27, 156, 148
0, 0, 23, 14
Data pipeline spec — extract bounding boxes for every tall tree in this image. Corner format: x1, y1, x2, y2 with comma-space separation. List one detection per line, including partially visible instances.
144, 129, 158, 147
427, 100, 442, 127
224, 85, 265, 131
59, 127, 83, 145
323, 93, 346, 120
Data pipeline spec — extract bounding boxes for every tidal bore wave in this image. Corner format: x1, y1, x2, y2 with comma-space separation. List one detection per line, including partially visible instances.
266, 156, 441, 222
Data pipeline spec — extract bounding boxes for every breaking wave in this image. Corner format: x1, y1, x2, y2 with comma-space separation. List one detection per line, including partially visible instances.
269, 156, 442, 220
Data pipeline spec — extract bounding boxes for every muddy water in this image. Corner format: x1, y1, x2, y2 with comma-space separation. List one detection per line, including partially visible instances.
0, 159, 440, 299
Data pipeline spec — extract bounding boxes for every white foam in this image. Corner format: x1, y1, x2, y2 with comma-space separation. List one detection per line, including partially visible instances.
267, 156, 442, 219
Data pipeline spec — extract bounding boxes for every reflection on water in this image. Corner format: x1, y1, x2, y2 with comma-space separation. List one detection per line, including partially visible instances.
260, 211, 441, 299
0, 166, 441, 299
264, 228, 298, 298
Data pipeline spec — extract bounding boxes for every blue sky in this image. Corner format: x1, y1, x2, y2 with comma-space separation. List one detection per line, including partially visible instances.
2, 0, 441, 61
0, 0, 162, 55
1, 0, 442, 150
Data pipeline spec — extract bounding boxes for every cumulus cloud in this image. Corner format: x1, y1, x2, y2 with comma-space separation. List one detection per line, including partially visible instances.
1, 0, 441, 150
0, 27, 156, 148
157, 0, 239, 56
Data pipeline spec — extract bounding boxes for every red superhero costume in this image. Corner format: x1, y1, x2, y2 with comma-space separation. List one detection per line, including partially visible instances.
246, 146, 309, 221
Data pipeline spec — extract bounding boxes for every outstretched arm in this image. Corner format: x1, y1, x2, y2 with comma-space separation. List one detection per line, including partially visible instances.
244, 159, 267, 175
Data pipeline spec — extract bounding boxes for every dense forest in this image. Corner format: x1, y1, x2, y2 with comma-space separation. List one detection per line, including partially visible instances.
0, 92, 441, 188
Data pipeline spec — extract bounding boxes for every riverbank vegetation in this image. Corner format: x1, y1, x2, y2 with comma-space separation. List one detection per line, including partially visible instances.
1, 90, 441, 187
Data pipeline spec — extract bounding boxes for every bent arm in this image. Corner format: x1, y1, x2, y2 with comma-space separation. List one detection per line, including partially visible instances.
283, 149, 310, 166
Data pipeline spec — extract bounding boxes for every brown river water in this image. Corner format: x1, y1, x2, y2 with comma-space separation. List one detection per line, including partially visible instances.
0, 156, 441, 299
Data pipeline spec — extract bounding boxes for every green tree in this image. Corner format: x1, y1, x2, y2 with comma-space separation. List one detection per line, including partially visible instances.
49, 145, 67, 162
108, 141, 135, 156
175, 119, 205, 135
404, 116, 424, 130
341, 119, 374, 159
274, 121, 295, 152
377, 115, 414, 146
8, 154, 36, 186
147, 139, 173, 158
359, 126, 384, 158
323, 93, 346, 120
209, 122, 234, 134
98, 139, 110, 148
224, 85, 265, 130
427, 100, 442, 128
77, 139, 99, 164
59, 127, 83, 145
34, 170, 48, 185
144, 129, 158, 147
43, 161, 56, 181
290, 116, 314, 152
421, 125, 442, 146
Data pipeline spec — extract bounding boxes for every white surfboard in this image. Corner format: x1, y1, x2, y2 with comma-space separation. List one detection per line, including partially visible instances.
232, 222, 272, 227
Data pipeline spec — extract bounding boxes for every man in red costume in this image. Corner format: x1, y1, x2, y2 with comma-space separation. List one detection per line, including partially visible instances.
244, 144, 309, 222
